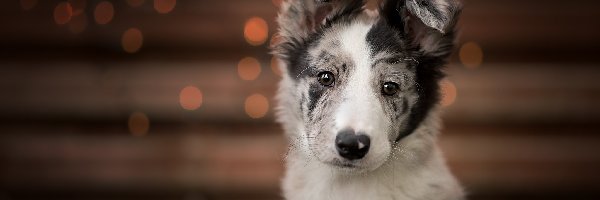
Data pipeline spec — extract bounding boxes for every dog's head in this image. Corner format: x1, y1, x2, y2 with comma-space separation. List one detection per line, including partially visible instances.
274, 0, 461, 172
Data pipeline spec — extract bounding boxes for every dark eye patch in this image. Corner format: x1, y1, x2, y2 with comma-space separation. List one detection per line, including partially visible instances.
307, 83, 326, 116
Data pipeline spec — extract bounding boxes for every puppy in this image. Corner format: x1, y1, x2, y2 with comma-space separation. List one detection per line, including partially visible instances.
272, 0, 464, 199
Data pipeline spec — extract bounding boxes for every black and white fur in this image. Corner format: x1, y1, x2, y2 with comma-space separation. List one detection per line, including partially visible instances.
273, 0, 463, 199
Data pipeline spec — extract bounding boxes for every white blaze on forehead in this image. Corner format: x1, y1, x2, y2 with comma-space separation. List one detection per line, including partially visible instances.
339, 22, 373, 74
333, 22, 391, 164
335, 22, 387, 135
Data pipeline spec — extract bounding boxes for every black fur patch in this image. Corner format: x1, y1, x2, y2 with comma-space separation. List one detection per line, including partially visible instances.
396, 55, 444, 142
308, 83, 326, 117
281, 36, 317, 80
369, 1, 452, 142
401, 99, 409, 113
366, 20, 405, 56
322, 0, 365, 29
278, 0, 365, 80
299, 93, 306, 114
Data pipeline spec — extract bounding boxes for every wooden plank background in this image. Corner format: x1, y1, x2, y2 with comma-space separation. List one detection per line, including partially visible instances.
1, 0, 600, 200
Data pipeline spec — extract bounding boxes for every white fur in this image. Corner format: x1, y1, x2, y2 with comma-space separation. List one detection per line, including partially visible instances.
334, 22, 391, 171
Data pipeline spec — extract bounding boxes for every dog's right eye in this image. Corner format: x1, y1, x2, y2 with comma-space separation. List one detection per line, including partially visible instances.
317, 71, 335, 87
382, 82, 400, 96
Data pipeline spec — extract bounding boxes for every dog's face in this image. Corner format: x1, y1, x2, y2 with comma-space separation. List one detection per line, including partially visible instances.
274, 0, 461, 172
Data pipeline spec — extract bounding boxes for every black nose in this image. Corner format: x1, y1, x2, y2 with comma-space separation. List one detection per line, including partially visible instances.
335, 129, 370, 160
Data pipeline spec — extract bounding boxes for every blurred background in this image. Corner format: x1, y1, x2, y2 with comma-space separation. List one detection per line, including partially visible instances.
1, 0, 600, 200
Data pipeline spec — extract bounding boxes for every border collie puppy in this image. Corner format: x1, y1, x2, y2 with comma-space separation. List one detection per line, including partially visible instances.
272, 0, 463, 199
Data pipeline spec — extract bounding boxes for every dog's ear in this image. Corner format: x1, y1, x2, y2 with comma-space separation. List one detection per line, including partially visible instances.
274, 0, 365, 58
381, 0, 462, 57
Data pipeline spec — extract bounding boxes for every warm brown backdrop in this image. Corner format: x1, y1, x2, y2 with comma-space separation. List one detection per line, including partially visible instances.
1, 0, 600, 200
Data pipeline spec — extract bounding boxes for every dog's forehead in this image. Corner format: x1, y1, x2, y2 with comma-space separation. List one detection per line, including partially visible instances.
308, 17, 406, 66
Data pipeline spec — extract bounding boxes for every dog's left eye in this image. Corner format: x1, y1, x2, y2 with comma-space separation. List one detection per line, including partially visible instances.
382, 82, 400, 96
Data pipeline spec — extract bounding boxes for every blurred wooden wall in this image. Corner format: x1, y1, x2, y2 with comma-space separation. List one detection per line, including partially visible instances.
1, 0, 600, 200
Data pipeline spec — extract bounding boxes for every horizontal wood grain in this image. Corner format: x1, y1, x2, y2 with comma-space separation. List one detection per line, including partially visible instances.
0, 62, 598, 125
1, 0, 599, 200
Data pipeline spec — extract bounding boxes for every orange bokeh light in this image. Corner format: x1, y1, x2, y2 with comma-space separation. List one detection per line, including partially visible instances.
238, 57, 262, 81
20, 0, 37, 11
179, 86, 203, 111
94, 1, 114, 25
440, 79, 457, 107
245, 94, 269, 119
271, 56, 282, 77
122, 28, 144, 53
459, 42, 483, 69
127, 0, 146, 7
154, 0, 176, 14
54, 2, 73, 25
244, 17, 269, 46
128, 112, 150, 136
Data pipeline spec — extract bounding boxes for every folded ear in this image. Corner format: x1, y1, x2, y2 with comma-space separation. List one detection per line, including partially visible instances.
275, 0, 365, 58
381, 0, 462, 57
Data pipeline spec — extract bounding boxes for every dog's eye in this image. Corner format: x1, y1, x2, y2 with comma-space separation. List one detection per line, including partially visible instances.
382, 82, 400, 96
317, 71, 335, 87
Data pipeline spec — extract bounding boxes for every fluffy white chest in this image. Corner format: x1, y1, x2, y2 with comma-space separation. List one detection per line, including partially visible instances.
284, 168, 406, 200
